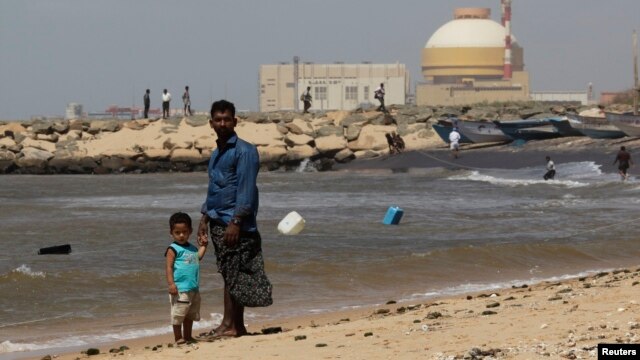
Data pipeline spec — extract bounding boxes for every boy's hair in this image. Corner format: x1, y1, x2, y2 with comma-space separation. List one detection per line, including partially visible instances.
169, 212, 192, 230
210, 99, 236, 118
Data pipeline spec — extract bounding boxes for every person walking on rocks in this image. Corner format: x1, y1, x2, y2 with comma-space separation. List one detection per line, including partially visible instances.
374, 83, 386, 112
197, 99, 272, 340
143, 89, 151, 119
301, 86, 312, 114
543, 156, 556, 180
183, 86, 192, 117
449, 127, 461, 159
162, 89, 172, 119
613, 146, 633, 181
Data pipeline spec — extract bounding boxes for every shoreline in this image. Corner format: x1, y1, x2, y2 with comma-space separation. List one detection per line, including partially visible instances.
15, 264, 640, 360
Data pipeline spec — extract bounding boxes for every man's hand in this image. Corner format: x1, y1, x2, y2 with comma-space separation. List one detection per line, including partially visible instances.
223, 222, 240, 247
197, 214, 209, 246
168, 283, 178, 295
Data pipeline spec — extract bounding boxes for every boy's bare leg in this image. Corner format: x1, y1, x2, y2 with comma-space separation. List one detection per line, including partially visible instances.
183, 319, 195, 341
172, 325, 183, 342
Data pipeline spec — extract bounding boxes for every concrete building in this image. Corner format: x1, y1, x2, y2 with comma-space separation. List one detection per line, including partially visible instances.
416, 7, 530, 106
530, 91, 589, 105
259, 61, 409, 112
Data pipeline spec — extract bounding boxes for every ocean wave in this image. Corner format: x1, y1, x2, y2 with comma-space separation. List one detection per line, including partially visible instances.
0, 265, 46, 279
449, 171, 589, 188
0, 313, 223, 355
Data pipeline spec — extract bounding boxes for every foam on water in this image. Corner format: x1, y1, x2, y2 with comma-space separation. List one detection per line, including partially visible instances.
3, 265, 45, 279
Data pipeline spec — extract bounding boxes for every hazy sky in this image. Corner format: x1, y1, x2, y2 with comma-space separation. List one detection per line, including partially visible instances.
1, 0, 639, 120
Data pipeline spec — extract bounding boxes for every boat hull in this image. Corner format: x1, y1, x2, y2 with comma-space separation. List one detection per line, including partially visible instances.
456, 120, 510, 143
549, 118, 584, 137
432, 124, 472, 144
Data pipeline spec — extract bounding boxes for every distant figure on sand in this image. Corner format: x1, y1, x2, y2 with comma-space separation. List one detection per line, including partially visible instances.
162, 89, 172, 119
301, 86, 312, 113
543, 156, 556, 180
165, 212, 207, 344
183, 86, 192, 117
197, 99, 273, 339
613, 146, 633, 181
374, 83, 386, 112
143, 89, 150, 119
449, 128, 461, 159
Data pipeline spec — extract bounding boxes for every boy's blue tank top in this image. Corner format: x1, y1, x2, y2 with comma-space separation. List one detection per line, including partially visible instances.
169, 242, 200, 292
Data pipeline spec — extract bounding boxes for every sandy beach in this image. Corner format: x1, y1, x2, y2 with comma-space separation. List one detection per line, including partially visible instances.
37, 266, 640, 360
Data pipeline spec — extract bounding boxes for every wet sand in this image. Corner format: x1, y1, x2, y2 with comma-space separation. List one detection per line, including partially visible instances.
37, 266, 640, 360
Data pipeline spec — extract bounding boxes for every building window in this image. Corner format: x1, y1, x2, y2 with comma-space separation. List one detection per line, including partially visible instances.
315, 86, 327, 100
364, 86, 370, 100
345, 86, 358, 100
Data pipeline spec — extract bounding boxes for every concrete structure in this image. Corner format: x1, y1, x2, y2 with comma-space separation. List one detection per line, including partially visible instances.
416, 7, 530, 106
259, 62, 409, 112
530, 91, 589, 105
65, 103, 83, 120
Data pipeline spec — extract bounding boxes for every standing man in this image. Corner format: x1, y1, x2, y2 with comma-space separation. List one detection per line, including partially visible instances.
143, 89, 150, 119
613, 146, 633, 181
449, 127, 461, 159
162, 89, 172, 119
197, 99, 272, 339
543, 156, 556, 180
301, 86, 312, 114
183, 86, 192, 116
374, 83, 386, 112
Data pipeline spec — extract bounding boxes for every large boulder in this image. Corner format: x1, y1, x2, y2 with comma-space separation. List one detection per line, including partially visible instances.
30, 120, 53, 135
21, 138, 56, 153
284, 133, 314, 147
58, 130, 82, 142
171, 148, 207, 164
36, 133, 59, 142
52, 120, 70, 134
286, 145, 318, 161
340, 114, 368, 128
0, 150, 16, 173
122, 119, 149, 130
347, 125, 396, 151
88, 120, 121, 134
345, 124, 362, 141
236, 123, 283, 146
324, 110, 350, 125
17, 147, 54, 168
185, 116, 209, 127
334, 148, 355, 163
102, 149, 140, 159
353, 150, 381, 159
69, 119, 86, 131
0, 137, 17, 149
194, 136, 216, 151
257, 145, 287, 163
0, 122, 27, 136
315, 125, 343, 137
315, 135, 347, 153
288, 118, 314, 136
144, 149, 171, 160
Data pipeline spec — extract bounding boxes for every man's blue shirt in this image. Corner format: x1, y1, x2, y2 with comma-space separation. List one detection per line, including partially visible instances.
201, 133, 259, 232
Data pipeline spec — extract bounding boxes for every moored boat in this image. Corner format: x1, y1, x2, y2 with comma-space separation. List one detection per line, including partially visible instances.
610, 121, 640, 137
567, 114, 626, 139
432, 121, 472, 144
493, 118, 562, 141
456, 119, 510, 143
548, 117, 584, 137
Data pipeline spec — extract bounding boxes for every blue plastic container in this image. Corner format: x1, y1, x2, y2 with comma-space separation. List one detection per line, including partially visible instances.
382, 206, 404, 225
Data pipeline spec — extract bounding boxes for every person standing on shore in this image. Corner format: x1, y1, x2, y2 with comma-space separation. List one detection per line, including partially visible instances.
162, 89, 172, 119
374, 83, 386, 112
543, 156, 556, 180
165, 212, 207, 345
449, 127, 461, 159
301, 86, 312, 114
197, 99, 273, 339
143, 89, 150, 119
613, 146, 633, 181
182, 86, 192, 117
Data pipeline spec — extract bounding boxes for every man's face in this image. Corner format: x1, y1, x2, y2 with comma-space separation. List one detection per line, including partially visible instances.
210, 110, 237, 139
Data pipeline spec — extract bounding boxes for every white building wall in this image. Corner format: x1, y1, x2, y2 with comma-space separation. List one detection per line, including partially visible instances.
530, 91, 588, 105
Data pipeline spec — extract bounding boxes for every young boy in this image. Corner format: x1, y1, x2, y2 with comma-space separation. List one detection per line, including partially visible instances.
165, 212, 207, 344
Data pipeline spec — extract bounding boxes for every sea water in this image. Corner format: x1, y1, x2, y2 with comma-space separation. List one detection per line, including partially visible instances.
1, 162, 639, 358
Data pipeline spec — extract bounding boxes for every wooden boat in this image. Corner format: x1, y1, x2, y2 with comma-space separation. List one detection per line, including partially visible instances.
38, 244, 72, 255
548, 117, 584, 137
432, 120, 472, 144
493, 118, 562, 141
567, 114, 626, 139
456, 119, 510, 143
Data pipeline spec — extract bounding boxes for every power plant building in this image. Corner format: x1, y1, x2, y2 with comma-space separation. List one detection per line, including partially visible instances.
259, 62, 409, 112
417, 6, 530, 106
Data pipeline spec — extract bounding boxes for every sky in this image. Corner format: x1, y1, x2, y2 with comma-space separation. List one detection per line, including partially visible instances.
0, 0, 639, 120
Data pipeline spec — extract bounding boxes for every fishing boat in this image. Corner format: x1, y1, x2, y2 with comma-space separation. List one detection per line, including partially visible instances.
548, 117, 584, 137
493, 118, 562, 141
567, 114, 626, 139
432, 120, 472, 144
456, 119, 511, 143
611, 121, 640, 137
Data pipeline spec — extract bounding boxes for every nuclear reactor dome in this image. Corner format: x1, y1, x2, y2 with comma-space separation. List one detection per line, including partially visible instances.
421, 8, 524, 80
